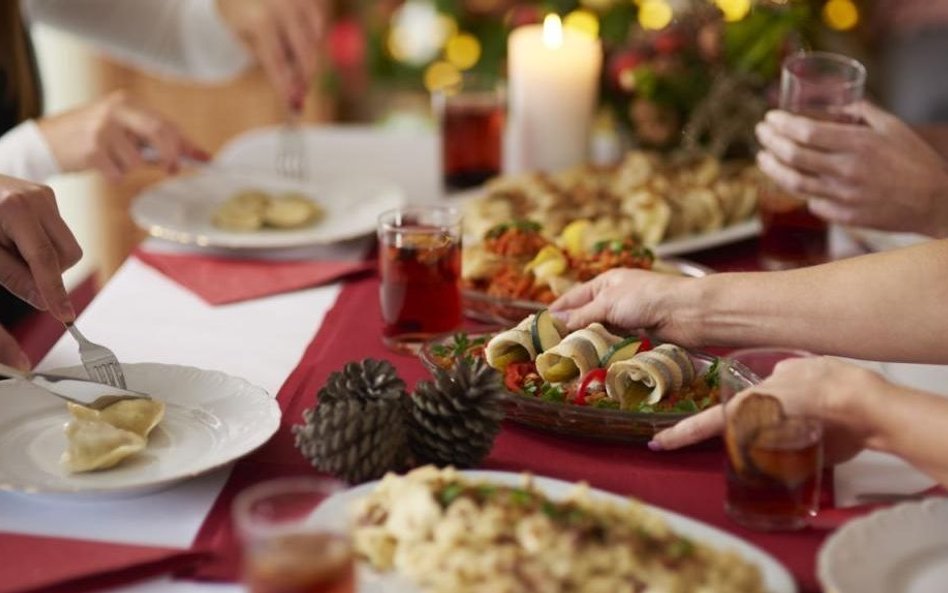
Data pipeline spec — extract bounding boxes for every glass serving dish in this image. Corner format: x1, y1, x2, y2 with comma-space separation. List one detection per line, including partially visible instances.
419, 332, 755, 443
462, 258, 714, 325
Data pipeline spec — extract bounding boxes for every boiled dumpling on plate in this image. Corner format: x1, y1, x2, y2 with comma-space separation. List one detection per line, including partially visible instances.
61, 419, 146, 473
67, 399, 165, 438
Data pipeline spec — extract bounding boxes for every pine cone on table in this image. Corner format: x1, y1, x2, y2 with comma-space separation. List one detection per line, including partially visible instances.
293, 359, 408, 484
408, 358, 505, 468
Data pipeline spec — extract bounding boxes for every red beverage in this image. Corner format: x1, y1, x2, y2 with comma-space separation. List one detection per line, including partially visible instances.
380, 226, 462, 348
725, 418, 823, 530
245, 532, 354, 593
442, 98, 505, 191
758, 186, 828, 270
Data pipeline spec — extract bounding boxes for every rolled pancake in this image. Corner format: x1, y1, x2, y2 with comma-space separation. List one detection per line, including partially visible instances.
536, 323, 621, 383
605, 344, 695, 409
485, 315, 540, 370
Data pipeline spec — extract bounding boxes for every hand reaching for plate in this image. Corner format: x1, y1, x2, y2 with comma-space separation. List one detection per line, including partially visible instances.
37, 91, 209, 182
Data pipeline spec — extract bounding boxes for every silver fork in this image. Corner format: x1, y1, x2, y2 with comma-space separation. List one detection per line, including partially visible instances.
276, 109, 306, 180
64, 323, 127, 389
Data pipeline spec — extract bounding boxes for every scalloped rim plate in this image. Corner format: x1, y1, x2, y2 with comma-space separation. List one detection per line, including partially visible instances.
818, 497, 948, 593
0, 363, 279, 496
311, 470, 797, 593
131, 169, 406, 249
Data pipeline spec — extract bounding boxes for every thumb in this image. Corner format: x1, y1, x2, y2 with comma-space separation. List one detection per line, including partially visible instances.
845, 100, 896, 131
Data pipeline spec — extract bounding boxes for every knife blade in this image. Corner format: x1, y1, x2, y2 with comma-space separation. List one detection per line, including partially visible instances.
0, 363, 150, 410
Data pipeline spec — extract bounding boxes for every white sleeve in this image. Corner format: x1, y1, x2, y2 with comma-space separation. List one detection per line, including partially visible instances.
22, 0, 252, 83
0, 120, 62, 182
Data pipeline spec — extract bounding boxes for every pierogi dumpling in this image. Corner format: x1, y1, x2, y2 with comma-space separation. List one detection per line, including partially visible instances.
61, 419, 146, 473
263, 193, 323, 229
67, 399, 165, 438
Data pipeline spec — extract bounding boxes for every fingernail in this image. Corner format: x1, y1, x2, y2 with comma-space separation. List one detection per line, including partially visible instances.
550, 310, 569, 322
195, 149, 212, 161
647, 439, 663, 452
58, 299, 76, 322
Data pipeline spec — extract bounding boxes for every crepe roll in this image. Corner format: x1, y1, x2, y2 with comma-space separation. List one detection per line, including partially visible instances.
536, 323, 622, 383
485, 315, 538, 371
605, 344, 695, 409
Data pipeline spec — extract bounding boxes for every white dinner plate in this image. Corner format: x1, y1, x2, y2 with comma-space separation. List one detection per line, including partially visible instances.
311, 470, 797, 593
131, 168, 406, 249
818, 497, 948, 593
0, 363, 279, 496
448, 188, 761, 257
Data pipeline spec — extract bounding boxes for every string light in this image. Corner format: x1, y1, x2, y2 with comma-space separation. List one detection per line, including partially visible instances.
638, 0, 673, 31
445, 33, 482, 70
565, 9, 600, 38
714, 0, 751, 23
822, 0, 859, 31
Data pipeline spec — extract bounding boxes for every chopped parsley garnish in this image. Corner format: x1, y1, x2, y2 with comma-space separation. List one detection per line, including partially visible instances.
704, 357, 721, 388
439, 483, 464, 506
485, 220, 542, 238
430, 333, 488, 366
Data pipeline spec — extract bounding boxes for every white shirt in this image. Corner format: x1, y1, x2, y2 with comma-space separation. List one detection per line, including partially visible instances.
0, 0, 252, 181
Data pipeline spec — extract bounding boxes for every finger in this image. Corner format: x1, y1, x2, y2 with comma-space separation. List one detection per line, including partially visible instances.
765, 110, 864, 152
755, 121, 835, 176
34, 194, 82, 270
0, 248, 42, 309
107, 129, 144, 176
649, 405, 724, 450
550, 279, 598, 313
844, 100, 896, 131
5, 214, 74, 321
559, 298, 610, 331
756, 151, 836, 200
0, 325, 30, 371
294, 0, 326, 49
274, 0, 316, 89
93, 151, 124, 184
807, 196, 861, 226
251, 22, 299, 108
116, 107, 178, 171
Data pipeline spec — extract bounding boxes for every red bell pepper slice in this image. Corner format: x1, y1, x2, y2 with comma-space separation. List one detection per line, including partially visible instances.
575, 368, 607, 405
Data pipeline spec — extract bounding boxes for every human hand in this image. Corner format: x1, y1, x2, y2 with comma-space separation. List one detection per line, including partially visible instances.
755, 102, 948, 238
650, 357, 885, 465
37, 91, 208, 183
0, 325, 30, 371
0, 175, 81, 323
549, 268, 703, 348
216, 0, 327, 109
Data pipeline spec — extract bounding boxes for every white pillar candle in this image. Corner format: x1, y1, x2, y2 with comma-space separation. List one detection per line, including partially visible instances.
507, 15, 603, 173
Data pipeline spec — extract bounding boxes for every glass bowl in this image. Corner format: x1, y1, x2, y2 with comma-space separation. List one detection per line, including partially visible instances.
462, 258, 714, 325
419, 332, 755, 443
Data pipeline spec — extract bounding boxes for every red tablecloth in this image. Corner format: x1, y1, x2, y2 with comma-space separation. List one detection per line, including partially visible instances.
189, 239, 833, 592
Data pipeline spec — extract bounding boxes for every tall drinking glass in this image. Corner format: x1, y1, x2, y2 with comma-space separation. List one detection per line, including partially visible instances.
233, 477, 353, 593
378, 206, 463, 353
758, 51, 866, 270
720, 348, 824, 531
433, 74, 506, 192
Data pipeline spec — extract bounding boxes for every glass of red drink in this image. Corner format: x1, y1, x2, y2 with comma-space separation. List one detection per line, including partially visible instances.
233, 477, 353, 593
378, 206, 462, 353
719, 348, 824, 531
759, 51, 866, 270
433, 74, 505, 192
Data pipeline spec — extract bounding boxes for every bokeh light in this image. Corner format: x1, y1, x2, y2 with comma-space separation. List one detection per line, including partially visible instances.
714, 0, 751, 23
565, 9, 600, 38
424, 60, 461, 92
638, 0, 673, 31
445, 33, 482, 70
822, 0, 859, 31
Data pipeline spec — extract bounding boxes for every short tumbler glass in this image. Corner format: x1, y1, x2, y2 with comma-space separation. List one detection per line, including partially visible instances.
720, 348, 824, 531
232, 477, 353, 593
378, 206, 463, 353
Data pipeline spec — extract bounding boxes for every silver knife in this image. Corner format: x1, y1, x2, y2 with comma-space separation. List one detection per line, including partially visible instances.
0, 362, 151, 410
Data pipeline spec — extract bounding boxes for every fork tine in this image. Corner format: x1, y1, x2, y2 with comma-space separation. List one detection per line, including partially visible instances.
93, 366, 111, 386
111, 364, 127, 389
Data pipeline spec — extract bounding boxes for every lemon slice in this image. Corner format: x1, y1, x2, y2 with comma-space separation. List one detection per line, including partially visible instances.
560, 219, 592, 256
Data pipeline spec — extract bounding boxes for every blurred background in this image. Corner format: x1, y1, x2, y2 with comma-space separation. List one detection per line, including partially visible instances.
32, 0, 946, 287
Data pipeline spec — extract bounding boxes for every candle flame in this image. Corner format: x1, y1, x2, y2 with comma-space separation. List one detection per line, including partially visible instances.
543, 14, 563, 49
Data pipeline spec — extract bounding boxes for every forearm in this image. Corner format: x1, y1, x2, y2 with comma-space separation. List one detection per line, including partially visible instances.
24, 0, 250, 82
862, 383, 948, 488
688, 240, 948, 362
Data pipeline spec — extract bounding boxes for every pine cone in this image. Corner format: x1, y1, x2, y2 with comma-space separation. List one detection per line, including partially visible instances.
408, 358, 505, 468
319, 359, 405, 404
293, 398, 407, 484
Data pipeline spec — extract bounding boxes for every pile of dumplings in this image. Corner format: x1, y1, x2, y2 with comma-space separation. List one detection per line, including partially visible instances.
61, 399, 165, 473
463, 150, 760, 246
213, 189, 325, 232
